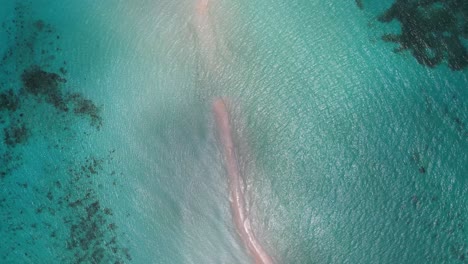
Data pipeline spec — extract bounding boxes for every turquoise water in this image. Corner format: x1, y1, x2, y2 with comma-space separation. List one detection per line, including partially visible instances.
0, 0, 467, 263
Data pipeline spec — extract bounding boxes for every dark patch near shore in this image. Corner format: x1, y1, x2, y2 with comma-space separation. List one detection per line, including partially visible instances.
375, 0, 468, 70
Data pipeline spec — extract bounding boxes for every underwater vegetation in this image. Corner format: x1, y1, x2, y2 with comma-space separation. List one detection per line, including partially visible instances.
0, 2, 129, 263
373, 0, 468, 70
380, 0, 468, 70
21, 65, 68, 111
0, 90, 19, 112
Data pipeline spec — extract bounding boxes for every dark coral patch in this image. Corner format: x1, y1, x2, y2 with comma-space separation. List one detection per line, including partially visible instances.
104, 208, 113, 216
67, 93, 103, 129
0, 2, 130, 263
3, 123, 28, 146
377, 0, 468, 70
0, 90, 20, 112
21, 66, 64, 95
58, 156, 132, 263
21, 66, 67, 110
86, 201, 100, 219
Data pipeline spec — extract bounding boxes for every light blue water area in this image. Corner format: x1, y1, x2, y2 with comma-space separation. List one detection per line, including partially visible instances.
1, 1, 247, 263
225, 0, 468, 263
1, 0, 467, 263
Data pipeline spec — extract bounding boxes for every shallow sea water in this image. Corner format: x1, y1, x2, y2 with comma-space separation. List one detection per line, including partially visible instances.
0, 0, 467, 263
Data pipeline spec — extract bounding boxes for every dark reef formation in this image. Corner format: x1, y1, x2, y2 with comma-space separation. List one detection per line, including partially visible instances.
0, 90, 20, 112
61, 155, 131, 263
21, 66, 67, 111
3, 122, 28, 146
1, 152, 131, 263
377, 0, 468, 70
0, 1, 103, 151
1, 2, 128, 263
67, 93, 103, 129
18, 65, 103, 128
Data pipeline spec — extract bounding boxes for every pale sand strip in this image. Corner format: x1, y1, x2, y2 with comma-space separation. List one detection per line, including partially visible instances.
213, 98, 275, 264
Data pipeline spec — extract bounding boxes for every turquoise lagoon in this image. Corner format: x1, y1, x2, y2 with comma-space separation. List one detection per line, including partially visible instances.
0, 0, 467, 263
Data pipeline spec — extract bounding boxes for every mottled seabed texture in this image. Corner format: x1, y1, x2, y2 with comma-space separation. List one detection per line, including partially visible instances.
0, 0, 467, 264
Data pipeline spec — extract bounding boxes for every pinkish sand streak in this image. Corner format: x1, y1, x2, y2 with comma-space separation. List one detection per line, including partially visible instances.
213, 99, 275, 264
195, 0, 217, 67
